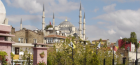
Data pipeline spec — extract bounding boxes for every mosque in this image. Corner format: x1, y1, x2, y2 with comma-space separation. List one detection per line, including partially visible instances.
0, 0, 86, 44
18, 2, 86, 42
42, 2, 86, 40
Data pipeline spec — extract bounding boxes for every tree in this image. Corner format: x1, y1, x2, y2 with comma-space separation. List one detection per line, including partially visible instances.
130, 32, 137, 39
47, 37, 123, 65
20, 48, 33, 65
89, 53, 99, 65
130, 32, 138, 48
45, 24, 53, 30
47, 36, 98, 65
99, 38, 102, 42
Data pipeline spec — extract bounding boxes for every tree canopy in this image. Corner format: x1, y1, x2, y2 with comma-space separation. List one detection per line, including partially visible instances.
47, 36, 123, 65
45, 24, 53, 30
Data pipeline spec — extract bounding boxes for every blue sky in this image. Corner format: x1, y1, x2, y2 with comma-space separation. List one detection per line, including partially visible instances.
2, 0, 140, 42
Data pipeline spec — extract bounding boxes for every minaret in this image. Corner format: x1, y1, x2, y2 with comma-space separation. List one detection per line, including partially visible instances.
83, 12, 86, 40
20, 18, 22, 30
42, 4, 45, 31
53, 12, 55, 28
79, 2, 82, 39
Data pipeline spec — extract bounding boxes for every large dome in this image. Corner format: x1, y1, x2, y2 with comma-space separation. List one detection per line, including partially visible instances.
0, 0, 6, 24
58, 21, 74, 30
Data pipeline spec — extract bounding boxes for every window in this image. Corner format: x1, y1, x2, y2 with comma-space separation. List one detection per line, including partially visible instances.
25, 39, 27, 43
21, 38, 23, 43
18, 38, 20, 43
15, 47, 19, 54
34, 39, 37, 43
46, 38, 48, 43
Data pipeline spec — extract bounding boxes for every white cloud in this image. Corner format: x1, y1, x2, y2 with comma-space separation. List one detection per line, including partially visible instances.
15, 25, 37, 31
5, 0, 79, 13
103, 4, 116, 12
86, 25, 117, 42
97, 21, 105, 24
7, 15, 42, 23
102, 0, 140, 3
108, 29, 116, 34
91, 9, 140, 42
23, 25, 37, 30
93, 8, 99, 12
56, 16, 71, 20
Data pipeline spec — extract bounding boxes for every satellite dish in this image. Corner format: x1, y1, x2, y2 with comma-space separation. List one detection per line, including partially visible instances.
0, 1, 6, 24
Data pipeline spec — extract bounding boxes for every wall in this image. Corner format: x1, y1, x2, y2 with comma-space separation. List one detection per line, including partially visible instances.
118, 39, 131, 51
11, 29, 26, 43
129, 52, 140, 62
11, 28, 43, 43
0, 43, 12, 64
33, 47, 47, 65
27, 30, 43, 43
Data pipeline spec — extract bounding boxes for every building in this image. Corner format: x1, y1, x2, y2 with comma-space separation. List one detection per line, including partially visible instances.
44, 29, 67, 47
12, 43, 33, 60
0, 0, 15, 64
51, 2, 86, 40
92, 39, 110, 47
11, 27, 44, 43
54, 18, 79, 37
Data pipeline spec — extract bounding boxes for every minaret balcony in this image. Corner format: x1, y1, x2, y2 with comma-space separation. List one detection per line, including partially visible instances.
42, 16, 45, 18
79, 16, 82, 18
79, 22, 82, 24
79, 29, 82, 31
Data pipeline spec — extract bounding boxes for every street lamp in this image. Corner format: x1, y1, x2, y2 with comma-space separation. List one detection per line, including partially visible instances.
135, 42, 138, 65
112, 46, 114, 65
103, 50, 106, 65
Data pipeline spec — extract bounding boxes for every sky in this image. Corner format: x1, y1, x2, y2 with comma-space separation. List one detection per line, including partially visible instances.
1, 0, 140, 42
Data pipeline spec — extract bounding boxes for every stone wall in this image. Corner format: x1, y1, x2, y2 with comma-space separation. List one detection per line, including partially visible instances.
11, 28, 43, 43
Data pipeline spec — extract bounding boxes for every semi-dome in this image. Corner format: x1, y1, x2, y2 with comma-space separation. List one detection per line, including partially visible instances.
0, 0, 6, 24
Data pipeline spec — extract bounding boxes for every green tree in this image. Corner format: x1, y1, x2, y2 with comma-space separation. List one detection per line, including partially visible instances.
130, 32, 137, 39
45, 24, 53, 30
130, 32, 138, 48
21, 48, 32, 65
47, 37, 125, 65
47, 36, 99, 65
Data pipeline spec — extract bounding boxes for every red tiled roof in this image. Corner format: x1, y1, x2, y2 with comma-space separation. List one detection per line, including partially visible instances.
44, 35, 66, 39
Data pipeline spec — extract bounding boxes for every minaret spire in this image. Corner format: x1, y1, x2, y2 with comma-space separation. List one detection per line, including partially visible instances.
83, 12, 86, 40
79, 2, 82, 39
20, 18, 22, 30
80, 2, 82, 11
43, 4, 45, 11
53, 12, 55, 28
42, 4, 45, 31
